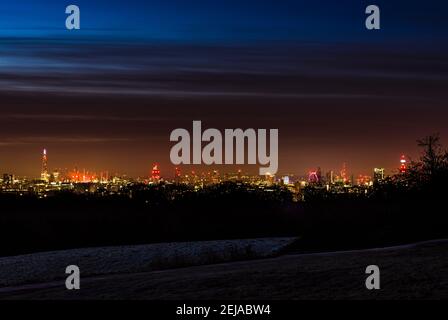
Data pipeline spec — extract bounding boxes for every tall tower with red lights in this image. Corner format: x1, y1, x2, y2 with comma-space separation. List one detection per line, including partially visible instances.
151, 163, 161, 182
41, 148, 49, 182
399, 155, 407, 173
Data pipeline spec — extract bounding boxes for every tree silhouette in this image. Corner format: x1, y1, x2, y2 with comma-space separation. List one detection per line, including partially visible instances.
402, 134, 448, 194
417, 134, 446, 178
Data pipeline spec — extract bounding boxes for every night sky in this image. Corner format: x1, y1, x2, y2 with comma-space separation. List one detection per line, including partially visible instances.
1, 0, 448, 178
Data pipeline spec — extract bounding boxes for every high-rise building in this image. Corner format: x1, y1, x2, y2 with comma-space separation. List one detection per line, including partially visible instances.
282, 176, 290, 185
399, 155, 407, 173
151, 163, 160, 182
41, 148, 49, 182
2, 173, 13, 186
357, 174, 372, 186
373, 168, 385, 183
100, 171, 109, 183
308, 170, 319, 184
341, 162, 348, 184
50, 170, 60, 183
326, 170, 335, 184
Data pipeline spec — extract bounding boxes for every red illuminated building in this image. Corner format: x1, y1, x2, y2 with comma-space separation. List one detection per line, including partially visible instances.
399, 155, 407, 173
41, 148, 49, 182
151, 163, 161, 181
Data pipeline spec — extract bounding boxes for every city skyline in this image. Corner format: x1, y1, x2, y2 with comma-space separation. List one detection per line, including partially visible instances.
2, 146, 409, 180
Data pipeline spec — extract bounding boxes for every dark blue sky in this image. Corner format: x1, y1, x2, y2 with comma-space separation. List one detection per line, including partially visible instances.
1, 0, 447, 42
1, 1, 448, 177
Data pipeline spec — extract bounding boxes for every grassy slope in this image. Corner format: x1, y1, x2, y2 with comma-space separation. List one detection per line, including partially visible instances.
1, 239, 448, 300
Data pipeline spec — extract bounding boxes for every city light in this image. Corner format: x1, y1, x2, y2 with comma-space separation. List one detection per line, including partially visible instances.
0, 148, 400, 198
400, 155, 407, 173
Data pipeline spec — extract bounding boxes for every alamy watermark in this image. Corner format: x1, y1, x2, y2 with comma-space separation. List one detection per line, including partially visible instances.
170, 121, 278, 175
65, 5, 80, 30
65, 265, 80, 290
365, 265, 380, 290
365, 5, 381, 30
64, 4, 379, 31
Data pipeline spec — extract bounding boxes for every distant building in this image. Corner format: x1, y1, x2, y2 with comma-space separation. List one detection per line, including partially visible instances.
2, 173, 14, 185
264, 172, 275, 185
308, 168, 321, 184
341, 163, 348, 184
357, 174, 373, 186
151, 163, 161, 182
399, 155, 407, 173
326, 170, 335, 184
373, 168, 385, 183
50, 170, 60, 183
282, 176, 290, 185
41, 148, 49, 182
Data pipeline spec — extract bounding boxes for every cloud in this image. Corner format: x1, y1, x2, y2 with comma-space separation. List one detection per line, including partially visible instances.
0, 114, 170, 122
0, 136, 131, 147
0, 39, 446, 100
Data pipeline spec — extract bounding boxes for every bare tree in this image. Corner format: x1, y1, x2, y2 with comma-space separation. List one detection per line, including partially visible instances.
416, 133, 447, 181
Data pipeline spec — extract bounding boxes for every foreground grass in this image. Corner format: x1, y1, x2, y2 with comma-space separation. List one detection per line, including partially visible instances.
1, 239, 448, 300
0, 237, 297, 288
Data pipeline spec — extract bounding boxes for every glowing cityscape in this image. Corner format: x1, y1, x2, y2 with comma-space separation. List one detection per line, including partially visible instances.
0, 148, 409, 199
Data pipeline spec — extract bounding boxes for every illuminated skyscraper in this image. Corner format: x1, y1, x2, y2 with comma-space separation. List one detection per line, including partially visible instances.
341, 162, 348, 183
373, 168, 385, 183
50, 170, 60, 183
308, 170, 320, 184
151, 163, 160, 181
357, 174, 372, 186
41, 148, 49, 182
2, 173, 13, 186
399, 155, 407, 173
